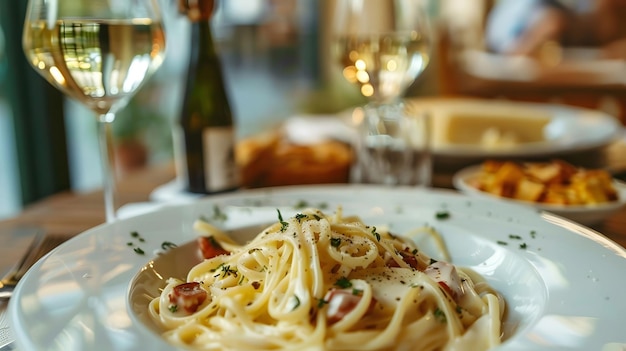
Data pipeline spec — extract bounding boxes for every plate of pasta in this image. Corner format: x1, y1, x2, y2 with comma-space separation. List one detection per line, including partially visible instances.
8, 185, 626, 351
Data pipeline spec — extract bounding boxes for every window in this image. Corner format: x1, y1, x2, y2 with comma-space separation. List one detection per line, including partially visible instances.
0, 3, 69, 219
0, 25, 20, 219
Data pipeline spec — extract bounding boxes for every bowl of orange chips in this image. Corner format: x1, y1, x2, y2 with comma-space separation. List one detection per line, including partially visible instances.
453, 159, 626, 226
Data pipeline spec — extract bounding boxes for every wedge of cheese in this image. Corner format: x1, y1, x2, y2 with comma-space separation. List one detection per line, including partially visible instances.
406, 98, 551, 149
440, 112, 549, 145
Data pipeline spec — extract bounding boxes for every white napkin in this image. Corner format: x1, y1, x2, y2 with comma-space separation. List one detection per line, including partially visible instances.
0, 301, 14, 350
282, 114, 357, 145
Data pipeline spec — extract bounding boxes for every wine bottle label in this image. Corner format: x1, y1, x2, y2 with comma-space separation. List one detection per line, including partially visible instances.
202, 126, 239, 191
172, 124, 188, 186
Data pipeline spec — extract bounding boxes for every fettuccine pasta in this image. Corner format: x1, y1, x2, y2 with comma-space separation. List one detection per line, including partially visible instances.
149, 208, 505, 350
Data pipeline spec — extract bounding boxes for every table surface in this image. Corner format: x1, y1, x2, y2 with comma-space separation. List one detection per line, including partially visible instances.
1, 140, 625, 250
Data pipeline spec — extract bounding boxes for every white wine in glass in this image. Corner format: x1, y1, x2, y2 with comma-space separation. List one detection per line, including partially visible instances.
333, 0, 431, 105
336, 32, 430, 104
22, 1, 166, 222
333, 0, 433, 186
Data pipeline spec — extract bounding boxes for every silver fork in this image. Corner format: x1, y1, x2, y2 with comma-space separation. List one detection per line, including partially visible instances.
0, 233, 70, 350
0, 234, 69, 300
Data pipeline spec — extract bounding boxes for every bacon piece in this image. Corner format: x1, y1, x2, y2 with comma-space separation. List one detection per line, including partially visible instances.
424, 261, 464, 301
324, 288, 376, 324
168, 282, 208, 313
398, 250, 420, 270
438, 281, 454, 297
386, 249, 421, 270
197, 236, 230, 259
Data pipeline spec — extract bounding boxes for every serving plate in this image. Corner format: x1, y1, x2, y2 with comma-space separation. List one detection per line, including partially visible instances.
453, 165, 626, 226
268, 99, 621, 160
8, 185, 626, 351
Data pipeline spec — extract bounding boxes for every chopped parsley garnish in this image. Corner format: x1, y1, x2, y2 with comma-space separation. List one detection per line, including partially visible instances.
292, 295, 301, 310
210, 263, 226, 272
129, 231, 146, 254
435, 211, 450, 220
130, 231, 146, 242
295, 213, 307, 222
317, 298, 328, 308
496, 241, 508, 246
330, 237, 342, 247
213, 205, 228, 222
519, 243, 528, 249
208, 236, 222, 248
201, 206, 228, 223
335, 277, 352, 289
277, 209, 289, 232
211, 205, 228, 222
216, 264, 237, 278
371, 227, 381, 241
508, 234, 522, 240
429, 258, 438, 264
434, 308, 447, 323
352, 288, 363, 296
294, 200, 327, 209
161, 241, 177, 250
530, 230, 537, 239
168, 305, 178, 313
294, 200, 309, 209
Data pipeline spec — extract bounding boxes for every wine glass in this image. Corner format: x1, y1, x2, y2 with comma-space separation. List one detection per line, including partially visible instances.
22, 0, 166, 222
332, 0, 432, 186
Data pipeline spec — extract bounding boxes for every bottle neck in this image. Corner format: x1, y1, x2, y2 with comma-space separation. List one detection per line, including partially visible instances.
179, 0, 215, 21
189, 19, 217, 61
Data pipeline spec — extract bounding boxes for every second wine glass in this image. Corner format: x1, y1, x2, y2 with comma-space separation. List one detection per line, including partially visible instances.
22, 0, 167, 222
333, 0, 432, 186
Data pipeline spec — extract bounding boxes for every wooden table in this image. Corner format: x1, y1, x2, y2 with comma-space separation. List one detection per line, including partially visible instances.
1, 141, 626, 250
0, 162, 176, 238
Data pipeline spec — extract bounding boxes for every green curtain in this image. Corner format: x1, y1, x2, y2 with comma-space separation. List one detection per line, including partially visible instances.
0, 1, 70, 206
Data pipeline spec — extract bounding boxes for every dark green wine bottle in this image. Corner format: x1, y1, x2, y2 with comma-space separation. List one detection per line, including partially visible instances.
178, 0, 239, 194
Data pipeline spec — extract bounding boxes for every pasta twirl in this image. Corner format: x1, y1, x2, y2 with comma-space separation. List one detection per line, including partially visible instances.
149, 208, 505, 351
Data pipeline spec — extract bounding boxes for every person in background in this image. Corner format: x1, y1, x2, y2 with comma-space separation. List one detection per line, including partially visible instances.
485, 0, 626, 59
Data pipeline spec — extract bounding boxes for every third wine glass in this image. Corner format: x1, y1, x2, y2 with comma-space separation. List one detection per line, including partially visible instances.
333, 0, 432, 186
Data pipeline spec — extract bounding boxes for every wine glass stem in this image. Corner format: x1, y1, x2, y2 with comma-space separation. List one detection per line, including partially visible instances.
96, 117, 118, 223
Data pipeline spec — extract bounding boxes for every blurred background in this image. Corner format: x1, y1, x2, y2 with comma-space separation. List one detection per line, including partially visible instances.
1, 0, 626, 219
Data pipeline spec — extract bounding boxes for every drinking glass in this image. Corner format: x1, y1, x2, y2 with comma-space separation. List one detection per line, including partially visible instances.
22, 0, 166, 222
332, 0, 433, 186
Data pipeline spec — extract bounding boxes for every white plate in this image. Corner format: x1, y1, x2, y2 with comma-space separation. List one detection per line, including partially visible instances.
453, 165, 626, 226
8, 185, 626, 351
405, 98, 622, 158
